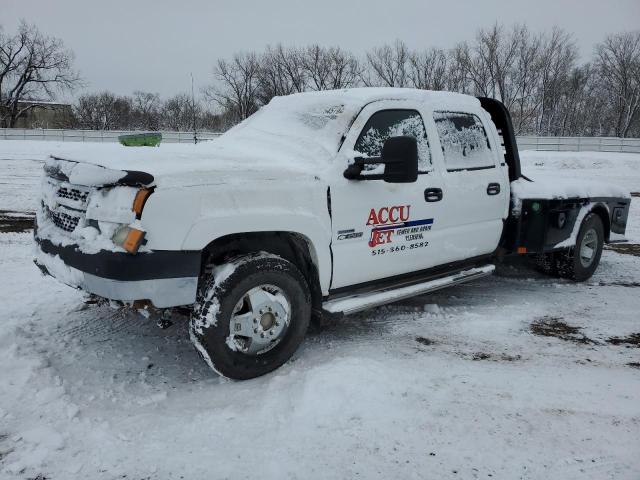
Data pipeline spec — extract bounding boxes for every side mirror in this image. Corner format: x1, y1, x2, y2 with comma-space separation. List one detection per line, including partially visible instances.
343, 135, 418, 183
381, 136, 418, 183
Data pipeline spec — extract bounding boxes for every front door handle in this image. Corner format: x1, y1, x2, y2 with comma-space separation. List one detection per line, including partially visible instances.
487, 183, 501, 195
424, 188, 443, 202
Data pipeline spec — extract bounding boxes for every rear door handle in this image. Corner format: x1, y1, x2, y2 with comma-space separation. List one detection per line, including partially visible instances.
487, 183, 501, 195
424, 188, 443, 202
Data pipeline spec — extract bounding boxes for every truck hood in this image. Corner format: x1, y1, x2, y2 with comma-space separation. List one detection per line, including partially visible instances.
47, 133, 332, 188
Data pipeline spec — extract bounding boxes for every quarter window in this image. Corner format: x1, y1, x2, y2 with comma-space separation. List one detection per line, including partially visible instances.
354, 109, 431, 172
433, 111, 494, 171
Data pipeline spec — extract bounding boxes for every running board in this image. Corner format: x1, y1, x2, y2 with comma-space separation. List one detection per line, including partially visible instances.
323, 264, 495, 316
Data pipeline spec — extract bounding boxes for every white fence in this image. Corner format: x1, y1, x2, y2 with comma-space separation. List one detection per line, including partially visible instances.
1, 128, 640, 153
0, 128, 221, 143
516, 136, 640, 153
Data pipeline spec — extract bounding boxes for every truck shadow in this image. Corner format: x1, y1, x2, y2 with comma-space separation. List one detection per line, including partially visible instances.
43, 303, 217, 391
0, 210, 34, 233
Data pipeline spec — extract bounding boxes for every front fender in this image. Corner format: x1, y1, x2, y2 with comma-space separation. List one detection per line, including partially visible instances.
182, 212, 332, 292
141, 181, 333, 293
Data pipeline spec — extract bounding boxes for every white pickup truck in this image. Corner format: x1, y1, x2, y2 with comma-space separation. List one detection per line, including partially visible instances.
34, 88, 631, 379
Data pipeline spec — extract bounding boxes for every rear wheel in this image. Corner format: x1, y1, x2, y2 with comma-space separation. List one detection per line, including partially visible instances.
555, 213, 604, 281
190, 253, 311, 380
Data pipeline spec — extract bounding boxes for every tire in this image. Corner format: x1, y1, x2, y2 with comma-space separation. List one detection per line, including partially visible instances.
555, 213, 604, 282
190, 253, 311, 380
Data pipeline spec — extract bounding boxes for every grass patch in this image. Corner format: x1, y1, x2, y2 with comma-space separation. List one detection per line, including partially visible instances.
530, 316, 596, 344
415, 336, 434, 346
605, 243, 640, 257
607, 333, 640, 348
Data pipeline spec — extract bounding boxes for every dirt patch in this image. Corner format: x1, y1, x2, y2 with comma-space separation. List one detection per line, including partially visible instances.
0, 210, 35, 233
469, 352, 522, 362
415, 336, 434, 346
627, 362, 640, 369
472, 352, 491, 360
598, 281, 640, 288
605, 243, 640, 257
0, 433, 13, 462
530, 316, 596, 344
606, 333, 640, 348
500, 353, 522, 362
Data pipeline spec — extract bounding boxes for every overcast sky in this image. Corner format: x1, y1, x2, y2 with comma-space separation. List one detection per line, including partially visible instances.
3, 0, 640, 100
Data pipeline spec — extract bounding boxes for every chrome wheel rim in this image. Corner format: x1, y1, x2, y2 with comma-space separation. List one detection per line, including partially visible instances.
579, 228, 599, 268
227, 284, 291, 355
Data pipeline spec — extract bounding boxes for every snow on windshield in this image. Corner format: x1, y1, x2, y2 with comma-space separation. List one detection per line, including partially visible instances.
434, 111, 493, 170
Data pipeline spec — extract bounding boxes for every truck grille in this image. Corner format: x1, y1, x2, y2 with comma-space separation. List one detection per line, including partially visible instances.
47, 207, 81, 232
56, 186, 89, 203
42, 173, 91, 234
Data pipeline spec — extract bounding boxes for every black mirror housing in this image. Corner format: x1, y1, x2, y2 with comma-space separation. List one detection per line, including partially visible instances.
381, 136, 418, 183
343, 135, 419, 183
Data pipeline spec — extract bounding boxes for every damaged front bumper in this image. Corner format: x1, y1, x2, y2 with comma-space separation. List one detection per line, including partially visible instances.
34, 236, 201, 308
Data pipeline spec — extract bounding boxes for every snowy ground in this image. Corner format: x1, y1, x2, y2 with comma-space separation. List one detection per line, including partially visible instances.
0, 141, 639, 480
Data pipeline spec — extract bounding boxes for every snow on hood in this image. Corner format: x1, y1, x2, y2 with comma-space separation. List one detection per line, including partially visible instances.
45, 91, 362, 187
46, 88, 480, 188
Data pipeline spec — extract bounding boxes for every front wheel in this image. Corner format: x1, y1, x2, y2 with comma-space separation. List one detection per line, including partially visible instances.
190, 253, 311, 380
555, 213, 605, 281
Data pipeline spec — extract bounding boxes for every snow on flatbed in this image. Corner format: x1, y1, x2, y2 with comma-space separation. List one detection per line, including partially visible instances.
1, 141, 639, 479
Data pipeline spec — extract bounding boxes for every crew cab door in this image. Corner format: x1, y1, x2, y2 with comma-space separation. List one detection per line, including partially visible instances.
329, 101, 449, 289
429, 108, 509, 260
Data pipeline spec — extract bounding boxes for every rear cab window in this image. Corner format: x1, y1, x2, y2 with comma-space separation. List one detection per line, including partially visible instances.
354, 109, 432, 173
433, 111, 494, 171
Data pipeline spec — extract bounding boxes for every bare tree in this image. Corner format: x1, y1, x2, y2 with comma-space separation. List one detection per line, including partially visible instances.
74, 92, 132, 130
363, 40, 410, 87
302, 45, 361, 90
204, 52, 261, 123
131, 90, 161, 130
595, 31, 640, 137
0, 22, 80, 127
408, 48, 449, 90
535, 28, 579, 135
161, 93, 202, 131
257, 45, 307, 104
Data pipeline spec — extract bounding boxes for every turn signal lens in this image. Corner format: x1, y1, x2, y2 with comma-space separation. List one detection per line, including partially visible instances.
517, 246, 528, 254
123, 228, 145, 254
112, 226, 146, 254
132, 189, 152, 217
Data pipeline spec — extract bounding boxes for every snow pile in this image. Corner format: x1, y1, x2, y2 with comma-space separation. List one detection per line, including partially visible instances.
511, 176, 630, 204
45, 157, 126, 187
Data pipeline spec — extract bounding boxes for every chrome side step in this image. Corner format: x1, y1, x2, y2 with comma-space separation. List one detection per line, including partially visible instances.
323, 264, 495, 316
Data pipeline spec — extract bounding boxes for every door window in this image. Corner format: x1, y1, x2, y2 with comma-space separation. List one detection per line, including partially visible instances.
354, 109, 431, 172
433, 111, 494, 171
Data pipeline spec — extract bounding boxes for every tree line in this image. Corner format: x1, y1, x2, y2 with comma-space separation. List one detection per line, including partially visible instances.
72, 90, 230, 132
210, 26, 640, 137
2, 21, 639, 137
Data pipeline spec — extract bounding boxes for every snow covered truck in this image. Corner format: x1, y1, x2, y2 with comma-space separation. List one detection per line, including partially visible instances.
34, 88, 631, 379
